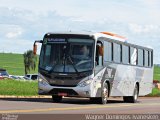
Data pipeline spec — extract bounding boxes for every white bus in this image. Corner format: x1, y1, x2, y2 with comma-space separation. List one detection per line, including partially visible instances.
33, 31, 153, 104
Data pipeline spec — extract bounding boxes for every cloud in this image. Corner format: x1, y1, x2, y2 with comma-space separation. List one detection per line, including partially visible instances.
5, 26, 23, 39
0, 3, 160, 63
0, 39, 31, 53
129, 23, 160, 35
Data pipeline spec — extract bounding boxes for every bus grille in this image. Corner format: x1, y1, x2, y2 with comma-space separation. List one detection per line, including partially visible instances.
49, 84, 77, 87
49, 88, 78, 96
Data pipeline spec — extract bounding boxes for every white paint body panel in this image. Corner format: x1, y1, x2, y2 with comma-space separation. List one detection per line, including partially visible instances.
109, 64, 153, 96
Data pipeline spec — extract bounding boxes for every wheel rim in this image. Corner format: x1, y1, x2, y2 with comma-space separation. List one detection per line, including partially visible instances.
134, 86, 138, 101
102, 85, 108, 103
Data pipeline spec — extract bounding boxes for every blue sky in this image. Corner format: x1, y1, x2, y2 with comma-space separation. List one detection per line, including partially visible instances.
0, 0, 160, 63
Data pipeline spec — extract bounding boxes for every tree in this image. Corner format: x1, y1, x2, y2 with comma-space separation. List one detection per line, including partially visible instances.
23, 50, 37, 75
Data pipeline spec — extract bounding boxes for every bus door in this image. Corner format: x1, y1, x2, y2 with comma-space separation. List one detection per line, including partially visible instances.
95, 40, 104, 74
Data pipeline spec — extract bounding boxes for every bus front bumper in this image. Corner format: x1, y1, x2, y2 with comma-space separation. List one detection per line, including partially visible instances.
38, 81, 92, 98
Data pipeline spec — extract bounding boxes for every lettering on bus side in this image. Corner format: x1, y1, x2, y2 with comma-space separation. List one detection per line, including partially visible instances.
104, 68, 114, 79
101, 67, 116, 94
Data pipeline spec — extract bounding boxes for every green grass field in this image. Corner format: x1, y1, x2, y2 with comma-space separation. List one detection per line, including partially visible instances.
154, 65, 160, 81
148, 88, 160, 97
0, 79, 38, 96
0, 53, 38, 75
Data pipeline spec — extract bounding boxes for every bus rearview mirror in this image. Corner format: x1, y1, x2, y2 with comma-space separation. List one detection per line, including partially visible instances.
33, 43, 37, 55
99, 46, 103, 56
33, 40, 43, 55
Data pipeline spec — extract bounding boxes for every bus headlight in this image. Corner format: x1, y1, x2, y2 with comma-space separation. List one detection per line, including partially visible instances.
38, 76, 48, 86
78, 80, 92, 87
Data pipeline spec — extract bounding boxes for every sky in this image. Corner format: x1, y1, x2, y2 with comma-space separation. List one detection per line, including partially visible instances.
0, 0, 160, 63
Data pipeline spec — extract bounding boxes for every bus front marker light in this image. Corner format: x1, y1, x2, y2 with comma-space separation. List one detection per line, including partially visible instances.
38, 77, 43, 82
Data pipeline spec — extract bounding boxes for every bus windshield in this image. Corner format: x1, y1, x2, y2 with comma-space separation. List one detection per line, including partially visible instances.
39, 38, 94, 73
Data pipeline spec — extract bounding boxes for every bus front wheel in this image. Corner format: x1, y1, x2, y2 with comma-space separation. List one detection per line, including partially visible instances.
90, 83, 108, 104
123, 84, 139, 103
100, 82, 109, 104
52, 95, 62, 103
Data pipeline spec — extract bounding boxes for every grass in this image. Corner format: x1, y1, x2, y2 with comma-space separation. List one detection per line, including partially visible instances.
154, 66, 160, 82
0, 53, 38, 75
0, 79, 159, 96
0, 79, 38, 96
147, 88, 160, 97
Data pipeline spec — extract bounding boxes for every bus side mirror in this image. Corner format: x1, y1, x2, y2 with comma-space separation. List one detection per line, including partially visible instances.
33, 40, 43, 55
33, 43, 37, 55
99, 46, 103, 56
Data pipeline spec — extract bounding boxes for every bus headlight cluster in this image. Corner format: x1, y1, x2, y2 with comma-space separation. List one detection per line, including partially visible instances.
38, 76, 48, 86
78, 80, 92, 87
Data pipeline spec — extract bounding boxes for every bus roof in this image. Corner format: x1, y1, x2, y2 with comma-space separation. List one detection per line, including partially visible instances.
44, 31, 153, 51
45, 31, 94, 36
45, 31, 126, 42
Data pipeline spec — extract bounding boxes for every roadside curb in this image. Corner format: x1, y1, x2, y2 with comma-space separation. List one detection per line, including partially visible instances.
0, 95, 159, 99
0, 95, 51, 98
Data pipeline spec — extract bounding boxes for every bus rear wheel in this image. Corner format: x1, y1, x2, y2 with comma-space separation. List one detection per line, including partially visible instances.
123, 84, 139, 103
52, 95, 62, 103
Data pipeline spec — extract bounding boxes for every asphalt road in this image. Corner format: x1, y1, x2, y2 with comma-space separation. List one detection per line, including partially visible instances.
0, 97, 159, 114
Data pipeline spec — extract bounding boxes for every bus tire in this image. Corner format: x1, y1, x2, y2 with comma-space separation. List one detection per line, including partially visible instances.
90, 97, 99, 103
52, 95, 62, 103
100, 82, 108, 104
123, 84, 139, 103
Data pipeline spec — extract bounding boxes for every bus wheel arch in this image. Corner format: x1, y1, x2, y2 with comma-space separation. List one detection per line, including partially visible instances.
135, 82, 139, 95
123, 82, 139, 103
105, 81, 110, 97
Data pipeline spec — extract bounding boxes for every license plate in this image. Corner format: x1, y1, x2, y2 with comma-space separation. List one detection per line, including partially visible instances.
58, 93, 67, 96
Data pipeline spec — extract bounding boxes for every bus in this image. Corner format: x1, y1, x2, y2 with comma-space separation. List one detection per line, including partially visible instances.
33, 31, 153, 104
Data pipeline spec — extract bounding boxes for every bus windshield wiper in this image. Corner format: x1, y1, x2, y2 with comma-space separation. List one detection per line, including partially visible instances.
48, 52, 66, 74
67, 55, 80, 76
48, 64, 57, 74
